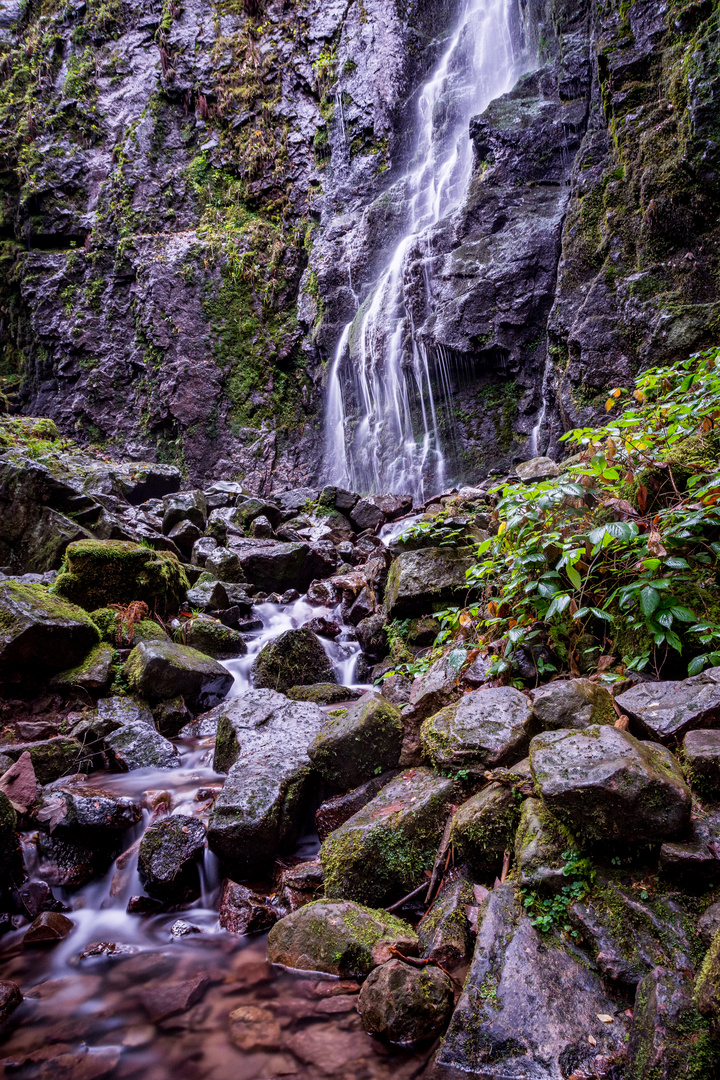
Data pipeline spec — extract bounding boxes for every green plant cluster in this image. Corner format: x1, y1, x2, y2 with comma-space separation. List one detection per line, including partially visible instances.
521, 849, 595, 934
436, 349, 720, 682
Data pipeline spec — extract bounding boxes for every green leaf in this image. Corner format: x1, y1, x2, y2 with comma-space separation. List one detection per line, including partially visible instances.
590, 608, 614, 621
566, 564, 582, 590
640, 586, 660, 616
665, 557, 690, 569
546, 594, 571, 620
669, 606, 697, 623
688, 655, 708, 676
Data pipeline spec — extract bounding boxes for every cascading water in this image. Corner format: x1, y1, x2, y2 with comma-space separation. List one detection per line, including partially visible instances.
323, 0, 534, 502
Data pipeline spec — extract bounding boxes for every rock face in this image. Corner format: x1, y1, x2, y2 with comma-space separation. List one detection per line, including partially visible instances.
438, 885, 628, 1077
252, 628, 335, 694
124, 640, 233, 710
514, 797, 569, 893
0, 580, 100, 673
308, 692, 403, 790
529, 725, 691, 844
421, 687, 534, 775
616, 672, 720, 742
54, 540, 188, 612
357, 959, 454, 1045
266, 901, 417, 978
416, 872, 475, 969
384, 549, 474, 620
321, 768, 456, 906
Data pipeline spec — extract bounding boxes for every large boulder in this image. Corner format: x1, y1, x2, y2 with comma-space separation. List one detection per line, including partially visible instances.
204, 548, 246, 583
438, 885, 628, 1076
124, 640, 233, 710
180, 616, 246, 659
252, 628, 335, 694
450, 783, 521, 877
35, 784, 143, 833
529, 725, 691, 844
321, 768, 456, 906
266, 900, 417, 977
161, 491, 207, 533
384, 548, 474, 619
54, 539, 188, 612
138, 815, 206, 899
0, 580, 100, 673
683, 729, 720, 798
358, 959, 454, 1044
308, 692, 403, 789
421, 687, 534, 775
207, 690, 327, 873
531, 678, 615, 730
616, 670, 720, 742
228, 539, 311, 593
631, 967, 714, 1079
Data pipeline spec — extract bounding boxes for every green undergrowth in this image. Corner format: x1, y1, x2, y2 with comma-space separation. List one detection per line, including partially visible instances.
434, 348, 720, 683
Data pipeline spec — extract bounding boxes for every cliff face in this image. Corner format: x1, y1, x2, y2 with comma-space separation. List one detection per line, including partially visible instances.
0, 0, 718, 491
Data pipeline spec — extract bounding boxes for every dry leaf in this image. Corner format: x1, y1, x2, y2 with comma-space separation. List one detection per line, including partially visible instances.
597, 1014, 614, 1024
647, 525, 667, 559
36, 794, 68, 833
474, 884, 490, 905
588, 1035, 597, 1046
372, 803, 405, 818
614, 716, 629, 730
596, 654, 616, 674
465, 906, 479, 934
637, 484, 649, 514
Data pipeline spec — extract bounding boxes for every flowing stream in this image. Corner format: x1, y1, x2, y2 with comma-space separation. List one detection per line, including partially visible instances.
323, 0, 534, 502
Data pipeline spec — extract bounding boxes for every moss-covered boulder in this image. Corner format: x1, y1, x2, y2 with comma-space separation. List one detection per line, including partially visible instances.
384, 548, 474, 619
287, 683, 361, 705
0, 580, 100, 673
529, 725, 691, 844
632, 967, 715, 1079
321, 768, 456, 906
54, 539, 188, 612
204, 548, 246, 583
450, 783, 521, 878
421, 687, 534, 775
180, 616, 247, 659
49, 642, 115, 693
514, 797, 571, 892
416, 872, 475, 969
531, 679, 615, 730
91, 607, 169, 647
252, 627, 335, 693
266, 900, 417, 977
0, 737, 85, 784
124, 640, 233, 710
138, 814, 206, 900
308, 692, 403, 790
358, 958, 454, 1044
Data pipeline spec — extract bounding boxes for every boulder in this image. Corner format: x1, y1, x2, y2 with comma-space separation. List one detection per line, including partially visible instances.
49, 642, 115, 693
616, 670, 720, 742
186, 576, 230, 612
417, 872, 475, 968
218, 881, 278, 935
531, 678, 615, 730
207, 690, 326, 873
23, 910, 75, 945
204, 481, 248, 509
233, 498, 282, 530
421, 686, 534, 775
515, 456, 561, 482
287, 683, 361, 705
350, 498, 386, 532
356, 613, 388, 657
191, 536, 218, 567
698, 901, 720, 945
529, 725, 691, 844
54, 539, 188, 612
252, 627, 335, 694
36, 784, 143, 833
162, 491, 207, 533
91, 608, 168, 647
0, 580, 100, 673
0, 751, 37, 813
450, 783, 521, 877
315, 772, 398, 841
153, 696, 193, 738
180, 616, 246, 659
35, 832, 106, 887
358, 959, 454, 1044
321, 768, 456, 906
683, 729, 720, 798
308, 692, 403, 789
514, 797, 570, 893
266, 900, 417, 977
138, 815, 206, 899
106, 721, 180, 770
0, 981, 22, 1028
274, 859, 325, 913
167, 519, 201, 557
407, 649, 468, 721
631, 967, 713, 1078
438, 885, 628, 1077
318, 485, 359, 513
0, 737, 84, 784
696, 925, 720, 1020
204, 547, 246, 583
658, 808, 720, 882
384, 548, 474, 619
230, 539, 310, 593
124, 640, 233, 710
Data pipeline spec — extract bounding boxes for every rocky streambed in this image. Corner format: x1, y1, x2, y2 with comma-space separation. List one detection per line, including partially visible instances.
0, 439, 720, 1078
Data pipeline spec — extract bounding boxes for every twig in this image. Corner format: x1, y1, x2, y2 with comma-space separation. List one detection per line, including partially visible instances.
500, 849, 511, 885
387, 947, 462, 988
385, 882, 428, 913
424, 807, 457, 905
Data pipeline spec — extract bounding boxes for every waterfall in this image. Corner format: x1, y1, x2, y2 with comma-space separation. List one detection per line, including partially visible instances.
323, 0, 533, 501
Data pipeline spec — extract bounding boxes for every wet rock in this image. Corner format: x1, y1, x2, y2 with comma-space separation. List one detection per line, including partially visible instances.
36, 832, 109, 888
450, 783, 520, 878
249, 514, 274, 538
515, 457, 561, 483
417, 871, 474, 968
138, 814, 206, 900
308, 691, 403, 789
350, 498, 387, 533
169, 919, 202, 938
36, 784, 143, 833
218, 881, 278, 935
462, 653, 493, 688
24, 910, 74, 945
0, 980, 22, 1027
683, 729, 720, 799
356, 612, 388, 656
658, 808, 720, 882
569, 881, 695, 993
78, 940, 141, 959
698, 901, 720, 945
204, 547, 246, 583
49, 642, 115, 694
287, 683, 361, 705
17, 879, 64, 918
140, 974, 210, 1023
186, 576, 230, 612
438, 884, 627, 1077
207, 690, 326, 873
529, 725, 691, 844
167, 519, 202, 557
274, 858, 324, 913
407, 649, 468, 721
0, 737, 84, 784
54, 539, 188, 612
0, 580, 100, 674
315, 771, 398, 841
230, 539, 311, 593
162, 491, 207, 533
630, 967, 713, 1078
124, 639, 233, 709
153, 695, 193, 738
191, 536, 218, 567
514, 797, 569, 893
252, 627, 335, 694
105, 717, 180, 770
532, 678, 616, 730
379, 673, 413, 706
0, 750, 37, 812
384, 548, 474, 619
616, 670, 720, 742
205, 481, 247, 510
358, 958, 454, 1044
180, 615, 246, 659
126, 895, 164, 916
267, 900, 417, 977
321, 768, 456, 906
421, 686, 534, 775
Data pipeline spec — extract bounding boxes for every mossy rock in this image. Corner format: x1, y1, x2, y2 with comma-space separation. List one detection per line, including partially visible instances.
0, 580, 100, 673
180, 616, 247, 659
450, 783, 521, 877
0, 737, 86, 784
54, 539, 188, 613
138, 814, 206, 900
514, 796, 572, 893
287, 683, 361, 705
308, 691, 403, 789
252, 627, 336, 693
266, 900, 417, 977
49, 642, 115, 693
123, 640, 234, 710
91, 608, 169, 647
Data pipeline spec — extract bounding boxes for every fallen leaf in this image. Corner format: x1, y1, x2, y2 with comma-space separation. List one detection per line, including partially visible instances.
597, 1013, 614, 1024
614, 716, 629, 731
596, 654, 616, 674
588, 1035, 597, 1046
647, 525, 667, 559
474, 884, 490, 905
36, 794, 68, 833
372, 803, 405, 818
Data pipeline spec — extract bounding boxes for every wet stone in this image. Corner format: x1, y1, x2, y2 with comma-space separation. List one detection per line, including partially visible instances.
24, 910, 74, 945
315, 771, 398, 842
384, 547, 474, 619
421, 686, 535, 775
274, 858, 325, 913
698, 900, 720, 945
531, 677, 616, 730
514, 796, 570, 893
139, 974, 210, 1022
124, 639, 234, 710
0, 980, 22, 1027
629, 966, 712, 1078
138, 814, 207, 900
683, 728, 720, 798
219, 880, 278, 935
308, 691, 403, 789
616, 669, 720, 742
417, 871, 475, 969
450, 782, 520, 878
252, 626, 336, 694
287, 682, 360, 705
358, 958, 454, 1044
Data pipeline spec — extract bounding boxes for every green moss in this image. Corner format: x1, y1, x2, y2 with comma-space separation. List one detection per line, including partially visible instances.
55, 540, 188, 612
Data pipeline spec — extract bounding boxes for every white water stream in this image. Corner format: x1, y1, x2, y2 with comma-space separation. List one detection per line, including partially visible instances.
323, 0, 533, 502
